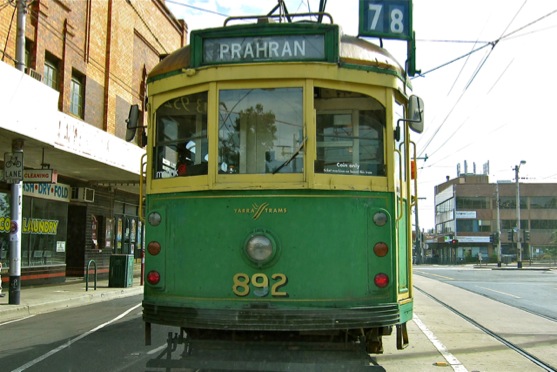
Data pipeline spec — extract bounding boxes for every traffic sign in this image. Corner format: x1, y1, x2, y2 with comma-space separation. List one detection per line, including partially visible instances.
4, 152, 24, 183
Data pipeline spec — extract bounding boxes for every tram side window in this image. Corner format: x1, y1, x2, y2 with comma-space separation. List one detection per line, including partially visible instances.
315, 88, 385, 176
218, 88, 303, 174
153, 92, 208, 179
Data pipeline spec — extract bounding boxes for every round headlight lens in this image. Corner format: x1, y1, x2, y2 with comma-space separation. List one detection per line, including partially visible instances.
245, 235, 274, 264
373, 212, 388, 226
148, 212, 162, 226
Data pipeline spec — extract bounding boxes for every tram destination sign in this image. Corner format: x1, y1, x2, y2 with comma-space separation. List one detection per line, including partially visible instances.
191, 24, 339, 67
203, 35, 325, 64
358, 0, 412, 40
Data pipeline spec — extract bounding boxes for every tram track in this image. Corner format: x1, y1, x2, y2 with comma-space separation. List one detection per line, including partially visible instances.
414, 285, 557, 372
414, 271, 557, 324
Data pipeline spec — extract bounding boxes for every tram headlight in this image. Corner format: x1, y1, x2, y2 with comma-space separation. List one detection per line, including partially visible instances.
374, 273, 389, 288
245, 234, 274, 265
148, 212, 162, 226
147, 241, 161, 256
146, 270, 160, 285
373, 242, 389, 257
373, 211, 388, 227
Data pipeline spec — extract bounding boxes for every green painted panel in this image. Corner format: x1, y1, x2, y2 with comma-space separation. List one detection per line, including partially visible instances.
144, 190, 399, 309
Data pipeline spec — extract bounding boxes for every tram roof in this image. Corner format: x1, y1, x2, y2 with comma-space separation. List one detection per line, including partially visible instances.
148, 26, 405, 83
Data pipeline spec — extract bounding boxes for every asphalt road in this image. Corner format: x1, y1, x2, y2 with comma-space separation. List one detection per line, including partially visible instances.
0, 294, 174, 372
2, 267, 555, 371
413, 265, 557, 320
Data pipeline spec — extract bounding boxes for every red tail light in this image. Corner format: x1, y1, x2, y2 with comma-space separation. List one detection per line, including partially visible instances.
147, 270, 160, 285
374, 273, 389, 288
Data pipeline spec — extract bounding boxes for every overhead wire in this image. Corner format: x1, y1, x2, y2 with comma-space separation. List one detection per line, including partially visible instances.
416, 3, 557, 160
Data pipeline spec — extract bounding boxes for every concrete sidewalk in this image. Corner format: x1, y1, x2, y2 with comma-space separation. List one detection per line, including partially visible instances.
0, 275, 143, 323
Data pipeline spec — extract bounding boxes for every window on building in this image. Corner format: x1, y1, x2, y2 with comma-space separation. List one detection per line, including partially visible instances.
456, 219, 478, 232
499, 196, 526, 209
501, 219, 528, 230
456, 197, 488, 209
70, 71, 85, 118
531, 220, 557, 230
44, 53, 60, 91
530, 196, 557, 209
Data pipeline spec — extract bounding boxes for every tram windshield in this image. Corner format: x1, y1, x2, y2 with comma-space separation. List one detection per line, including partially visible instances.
218, 87, 304, 174
153, 91, 209, 179
315, 88, 385, 176
152, 87, 385, 179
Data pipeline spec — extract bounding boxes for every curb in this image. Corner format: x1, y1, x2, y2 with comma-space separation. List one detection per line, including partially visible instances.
0, 285, 143, 323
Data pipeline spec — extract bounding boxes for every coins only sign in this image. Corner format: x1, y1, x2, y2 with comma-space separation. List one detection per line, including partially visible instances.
4, 152, 24, 183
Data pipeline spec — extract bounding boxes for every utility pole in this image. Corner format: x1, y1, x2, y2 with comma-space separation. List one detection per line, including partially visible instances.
514, 160, 526, 269
496, 182, 502, 267
9, 0, 27, 305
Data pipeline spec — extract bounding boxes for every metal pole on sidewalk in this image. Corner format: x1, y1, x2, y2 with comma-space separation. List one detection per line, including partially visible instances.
9, 0, 27, 305
9, 140, 24, 305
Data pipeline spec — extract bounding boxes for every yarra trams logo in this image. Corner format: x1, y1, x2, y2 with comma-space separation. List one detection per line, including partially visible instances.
233, 202, 288, 220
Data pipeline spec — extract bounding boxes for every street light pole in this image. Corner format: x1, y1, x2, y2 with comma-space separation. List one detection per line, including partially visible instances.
514, 160, 526, 269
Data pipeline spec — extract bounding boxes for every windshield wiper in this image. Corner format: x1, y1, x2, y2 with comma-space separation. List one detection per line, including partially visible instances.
272, 136, 307, 174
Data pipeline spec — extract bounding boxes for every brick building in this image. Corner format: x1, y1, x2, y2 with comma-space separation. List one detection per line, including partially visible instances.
431, 174, 557, 264
0, 0, 186, 284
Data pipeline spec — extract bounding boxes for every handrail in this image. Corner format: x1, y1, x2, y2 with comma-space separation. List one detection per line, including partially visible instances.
139, 153, 147, 223
410, 140, 418, 208
85, 260, 97, 291
394, 149, 403, 222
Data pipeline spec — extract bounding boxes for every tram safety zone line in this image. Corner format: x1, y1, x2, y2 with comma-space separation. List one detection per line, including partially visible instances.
413, 314, 468, 372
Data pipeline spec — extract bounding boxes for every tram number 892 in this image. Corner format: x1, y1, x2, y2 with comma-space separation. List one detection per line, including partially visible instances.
232, 272, 288, 297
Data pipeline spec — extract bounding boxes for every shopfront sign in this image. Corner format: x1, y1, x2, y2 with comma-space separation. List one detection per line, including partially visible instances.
22, 183, 71, 202
23, 169, 57, 183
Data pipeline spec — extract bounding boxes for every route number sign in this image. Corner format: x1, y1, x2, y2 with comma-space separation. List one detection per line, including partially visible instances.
358, 0, 412, 40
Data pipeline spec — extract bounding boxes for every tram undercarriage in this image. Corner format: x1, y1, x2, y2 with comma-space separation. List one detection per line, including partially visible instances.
145, 324, 408, 371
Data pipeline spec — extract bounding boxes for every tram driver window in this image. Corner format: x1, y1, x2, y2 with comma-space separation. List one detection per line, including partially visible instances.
153, 92, 208, 179
314, 88, 385, 176
218, 87, 303, 174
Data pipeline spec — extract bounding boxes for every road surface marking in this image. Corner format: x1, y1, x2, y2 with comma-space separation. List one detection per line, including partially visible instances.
0, 315, 36, 326
413, 314, 468, 372
476, 286, 521, 298
11, 303, 141, 372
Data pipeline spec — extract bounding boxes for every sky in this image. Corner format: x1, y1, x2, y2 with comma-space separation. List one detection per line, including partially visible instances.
164, 0, 557, 231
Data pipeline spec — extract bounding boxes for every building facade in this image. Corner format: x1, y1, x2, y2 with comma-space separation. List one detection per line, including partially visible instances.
0, 0, 186, 285
431, 174, 557, 264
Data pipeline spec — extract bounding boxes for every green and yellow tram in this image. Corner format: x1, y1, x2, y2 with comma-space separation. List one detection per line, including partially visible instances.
139, 10, 423, 354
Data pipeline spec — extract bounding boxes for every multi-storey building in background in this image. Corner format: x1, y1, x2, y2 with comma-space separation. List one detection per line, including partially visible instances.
0, 0, 186, 284
429, 173, 557, 264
